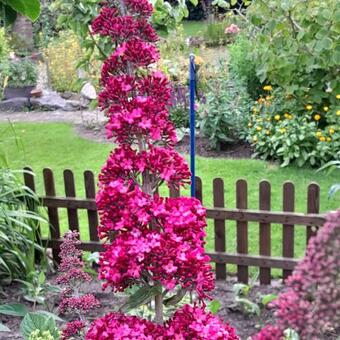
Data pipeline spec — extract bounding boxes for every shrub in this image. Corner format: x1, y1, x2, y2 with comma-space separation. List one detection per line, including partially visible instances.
3, 58, 37, 88
247, 87, 340, 167
246, 0, 339, 105
0, 28, 9, 64
44, 31, 83, 93
203, 18, 230, 46
254, 210, 340, 339
228, 33, 262, 99
198, 71, 251, 150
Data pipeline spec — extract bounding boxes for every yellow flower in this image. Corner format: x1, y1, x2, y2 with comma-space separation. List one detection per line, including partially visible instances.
265, 130, 271, 135
266, 95, 272, 101
323, 106, 329, 112
288, 114, 293, 120
266, 118, 271, 121
280, 128, 286, 134
263, 85, 273, 91
337, 110, 340, 116
314, 114, 321, 121
194, 56, 204, 66
319, 136, 326, 142
256, 126, 262, 131
253, 136, 258, 142
329, 128, 335, 134
336, 94, 340, 99
248, 123, 253, 128
306, 105, 313, 111
327, 137, 332, 142
274, 114, 281, 121
316, 131, 322, 137
284, 113, 290, 119
252, 107, 257, 113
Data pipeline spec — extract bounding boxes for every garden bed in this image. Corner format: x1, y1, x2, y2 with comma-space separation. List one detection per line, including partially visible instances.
0, 275, 280, 340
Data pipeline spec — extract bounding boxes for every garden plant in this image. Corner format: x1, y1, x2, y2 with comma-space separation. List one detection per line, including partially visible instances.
56, 0, 239, 338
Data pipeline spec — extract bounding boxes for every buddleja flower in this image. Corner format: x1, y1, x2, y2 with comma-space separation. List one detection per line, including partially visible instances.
254, 210, 340, 339
85, 0, 238, 338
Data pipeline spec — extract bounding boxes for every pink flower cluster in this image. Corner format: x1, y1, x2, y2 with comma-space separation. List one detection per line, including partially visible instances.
225, 24, 240, 34
254, 210, 340, 339
57, 231, 100, 339
99, 196, 214, 297
93, 0, 214, 301
86, 304, 238, 340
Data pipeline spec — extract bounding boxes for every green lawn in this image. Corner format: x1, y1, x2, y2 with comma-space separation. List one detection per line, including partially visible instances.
1, 122, 339, 274
182, 20, 205, 37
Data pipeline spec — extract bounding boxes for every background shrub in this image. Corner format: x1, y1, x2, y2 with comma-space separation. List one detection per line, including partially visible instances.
247, 88, 340, 167
198, 68, 251, 150
44, 31, 83, 93
228, 33, 261, 99
246, 0, 340, 104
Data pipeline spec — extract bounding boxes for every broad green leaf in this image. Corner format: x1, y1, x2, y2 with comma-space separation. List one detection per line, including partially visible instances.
20, 313, 59, 340
0, 303, 28, 317
0, 0, 41, 21
189, 0, 198, 6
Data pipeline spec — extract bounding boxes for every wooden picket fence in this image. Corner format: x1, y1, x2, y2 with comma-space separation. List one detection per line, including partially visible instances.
23, 167, 326, 285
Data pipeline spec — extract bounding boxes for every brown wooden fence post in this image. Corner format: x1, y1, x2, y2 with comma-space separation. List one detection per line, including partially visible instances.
84, 170, 99, 242
213, 178, 226, 280
259, 180, 271, 284
64, 169, 79, 233
195, 177, 203, 203
23, 167, 42, 262
282, 182, 295, 280
236, 179, 248, 283
306, 183, 320, 244
43, 168, 61, 264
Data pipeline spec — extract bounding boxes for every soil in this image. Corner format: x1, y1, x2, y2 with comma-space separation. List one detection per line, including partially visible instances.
0, 275, 282, 340
176, 135, 254, 159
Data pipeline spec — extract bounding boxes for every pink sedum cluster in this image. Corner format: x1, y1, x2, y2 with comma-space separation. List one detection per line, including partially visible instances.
254, 210, 340, 339
86, 304, 238, 340
87, 0, 238, 338
57, 231, 100, 339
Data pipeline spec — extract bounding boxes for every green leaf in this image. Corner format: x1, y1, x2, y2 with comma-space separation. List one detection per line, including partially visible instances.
0, 303, 28, 317
208, 300, 221, 315
120, 285, 162, 312
261, 294, 278, 306
189, 0, 198, 6
20, 313, 59, 340
35, 310, 64, 322
163, 288, 187, 306
1, 0, 41, 21
0, 323, 11, 332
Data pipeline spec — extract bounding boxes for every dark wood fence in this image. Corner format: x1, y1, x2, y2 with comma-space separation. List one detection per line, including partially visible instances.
23, 167, 326, 285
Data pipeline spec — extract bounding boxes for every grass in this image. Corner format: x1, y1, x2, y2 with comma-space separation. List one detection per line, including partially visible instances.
1, 122, 339, 275
182, 20, 205, 37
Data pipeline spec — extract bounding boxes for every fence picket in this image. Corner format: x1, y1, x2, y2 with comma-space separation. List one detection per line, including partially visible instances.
84, 171, 99, 242
306, 183, 320, 243
195, 177, 203, 203
43, 168, 61, 263
259, 180, 271, 284
23, 167, 42, 262
236, 179, 248, 283
64, 169, 79, 233
282, 182, 295, 280
213, 178, 226, 280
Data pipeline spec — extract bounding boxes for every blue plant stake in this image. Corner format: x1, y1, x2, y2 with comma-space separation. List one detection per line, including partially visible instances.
189, 54, 196, 198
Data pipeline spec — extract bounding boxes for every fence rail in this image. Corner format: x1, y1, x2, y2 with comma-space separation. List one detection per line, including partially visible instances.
23, 167, 325, 285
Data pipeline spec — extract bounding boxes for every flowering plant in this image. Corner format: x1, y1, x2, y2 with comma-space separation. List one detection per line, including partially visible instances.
82, 0, 238, 338
254, 210, 340, 339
